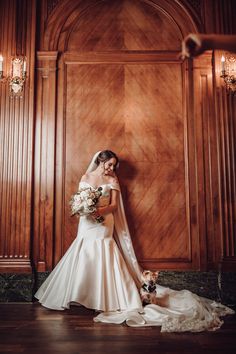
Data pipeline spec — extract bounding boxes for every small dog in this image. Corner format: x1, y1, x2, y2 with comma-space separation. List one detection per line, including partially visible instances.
140, 270, 159, 305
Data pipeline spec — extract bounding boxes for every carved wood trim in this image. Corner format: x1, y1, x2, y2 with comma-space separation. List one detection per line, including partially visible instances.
33, 51, 58, 271
63, 51, 182, 63
213, 51, 236, 271
42, 0, 200, 51
191, 52, 222, 270
53, 51, 202, 270
0, 260, 32, 273
0, 0, 36, 273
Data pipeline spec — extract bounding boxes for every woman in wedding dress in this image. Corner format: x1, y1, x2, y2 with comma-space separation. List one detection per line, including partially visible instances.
35, 150, 234, 332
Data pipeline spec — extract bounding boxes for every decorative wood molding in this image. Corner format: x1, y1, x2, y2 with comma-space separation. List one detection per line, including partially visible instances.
42, 0, 200, 51
0, 0, 36, 273
220, 257, 236, 271
0, 259, 32, 273
47, 0, 62, 16
1, 0, 235, 275
212, 51, 236, 271
63, 51, 182, 64
33, 51, 58, 271
191, 52, 223, 270
53, 50, 202, 270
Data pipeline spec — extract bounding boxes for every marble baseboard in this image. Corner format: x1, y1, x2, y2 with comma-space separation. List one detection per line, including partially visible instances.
0, 273, 34, 302
0, 271, 236, 305
158, 271, 236, 305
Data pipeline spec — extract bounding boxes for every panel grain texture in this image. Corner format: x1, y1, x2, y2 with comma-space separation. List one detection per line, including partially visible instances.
58, 61, 191, 269
52, 0, 200, 271
31, 0, 236, 271
215, 77, 236, 270
1, 0, 236, 273
67, 0, 182, 51
0, 0, 36, 272
33, 51, 58, 271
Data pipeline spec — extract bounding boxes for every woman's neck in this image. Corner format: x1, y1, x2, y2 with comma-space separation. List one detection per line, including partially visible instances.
90, 166, 104, 177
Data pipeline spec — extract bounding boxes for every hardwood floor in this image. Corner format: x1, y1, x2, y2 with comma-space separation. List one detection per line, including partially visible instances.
0, 303, 235, 354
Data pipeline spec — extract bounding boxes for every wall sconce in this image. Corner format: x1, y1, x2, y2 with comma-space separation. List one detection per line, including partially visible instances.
0, 55, 27, 97
220, 54, 236, 93
0, 54, 3, 79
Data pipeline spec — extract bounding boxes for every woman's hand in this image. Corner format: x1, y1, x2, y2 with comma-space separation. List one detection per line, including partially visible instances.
91, 209, 103, 219
93, 189, 118, 218
181, 33, 206, 59
91, 209, 104, 223
181, 33, 236, 59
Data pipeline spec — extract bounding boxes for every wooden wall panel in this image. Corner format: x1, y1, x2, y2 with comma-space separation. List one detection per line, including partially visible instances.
214, 51, 236, 270
1, 0, 235, 274
67, 0, 182, 51
33, 51, 58, 271
0, 0, 36, 272
122, 64, 187, 264
192, 53, 220, 270
53, 50, 200, 270
35, 0, 233, 272
42, 0, 200, 51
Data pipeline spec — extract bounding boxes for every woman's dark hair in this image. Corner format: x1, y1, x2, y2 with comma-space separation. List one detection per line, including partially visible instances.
95, 150, 119, 170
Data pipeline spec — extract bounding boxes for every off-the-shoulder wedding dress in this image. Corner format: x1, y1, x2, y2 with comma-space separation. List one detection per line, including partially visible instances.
35, 179, 234, 332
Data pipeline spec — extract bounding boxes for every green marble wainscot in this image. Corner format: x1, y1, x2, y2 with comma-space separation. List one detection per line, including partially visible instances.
0, 273, 34, 302
219, 272, 236, 306
1, 271, 236, 305
158, 271, 236, 306
33, 271, 50, 296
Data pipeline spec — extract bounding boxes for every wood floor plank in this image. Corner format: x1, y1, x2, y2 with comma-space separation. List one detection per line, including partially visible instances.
0, 304, 235, 354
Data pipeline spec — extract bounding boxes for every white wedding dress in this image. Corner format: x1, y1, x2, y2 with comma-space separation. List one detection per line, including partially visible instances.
35, 157, 234, 332
35, 181, 143, 312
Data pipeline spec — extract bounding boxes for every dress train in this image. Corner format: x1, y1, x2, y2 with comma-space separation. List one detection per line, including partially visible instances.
35, 181, 235, 332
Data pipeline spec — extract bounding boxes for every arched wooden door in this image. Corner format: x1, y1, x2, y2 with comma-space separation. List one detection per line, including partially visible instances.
53, 0, 199, 270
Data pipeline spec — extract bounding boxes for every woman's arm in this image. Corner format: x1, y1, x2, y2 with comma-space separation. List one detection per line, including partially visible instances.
181, 33, 236, 58
94, 189, 119, 217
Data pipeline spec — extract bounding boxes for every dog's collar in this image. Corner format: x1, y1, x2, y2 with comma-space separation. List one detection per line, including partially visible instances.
142, 283, 156, 293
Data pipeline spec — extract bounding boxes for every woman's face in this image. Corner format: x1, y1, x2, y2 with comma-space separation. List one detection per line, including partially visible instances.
103, 157, 117, 176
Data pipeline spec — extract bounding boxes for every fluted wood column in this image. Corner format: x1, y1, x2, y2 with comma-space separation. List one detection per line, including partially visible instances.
33, 51, 58, 271
192, 52, 221, 270
214, 52, 236, 270
0, 0, 36, 272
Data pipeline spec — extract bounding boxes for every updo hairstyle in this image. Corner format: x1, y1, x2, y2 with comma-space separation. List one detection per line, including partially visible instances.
95, 150, 119, 170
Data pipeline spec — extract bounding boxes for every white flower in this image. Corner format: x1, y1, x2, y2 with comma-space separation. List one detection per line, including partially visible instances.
70, 186, 103, 217
80, 191, 87, 199
87, 198, 94, 206
74, 195, 81, 203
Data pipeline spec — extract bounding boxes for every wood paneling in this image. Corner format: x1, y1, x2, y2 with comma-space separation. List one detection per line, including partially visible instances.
42, 0, 200, 51
52, 0, 200, 270
0, 303, 236, 354
203, 0, 236, 34
192, 52, 220, 270
214, 52, 236, 270
67, 0, 182, 51
0, 0, 36, 272
57, 59, 192, 269
33, 51, 58, 271
1, 0, 235, 273
33, 0, 236, 271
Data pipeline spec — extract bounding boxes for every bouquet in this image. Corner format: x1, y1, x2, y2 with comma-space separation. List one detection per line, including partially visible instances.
70, 186, 104, 223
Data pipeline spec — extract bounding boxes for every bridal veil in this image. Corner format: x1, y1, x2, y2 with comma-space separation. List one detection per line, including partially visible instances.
88, 152, 234, 331
86, 151, 142, 287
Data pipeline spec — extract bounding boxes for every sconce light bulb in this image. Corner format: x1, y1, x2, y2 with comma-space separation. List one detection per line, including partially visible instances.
23, 59, 26, 73
0, 55, 3, 73
221, 55, 226, 63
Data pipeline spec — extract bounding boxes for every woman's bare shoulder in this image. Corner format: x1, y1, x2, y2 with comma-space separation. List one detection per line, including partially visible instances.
80, 173, 90, 182
107, 175, 119, 185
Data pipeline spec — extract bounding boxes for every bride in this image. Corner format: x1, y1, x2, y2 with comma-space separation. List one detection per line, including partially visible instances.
35, 150, 234, 332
